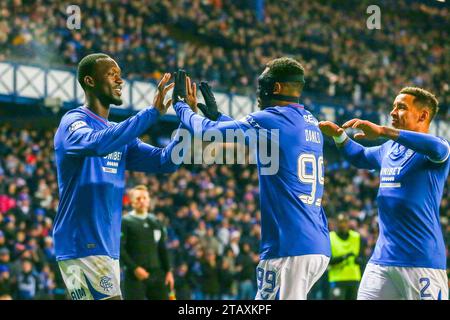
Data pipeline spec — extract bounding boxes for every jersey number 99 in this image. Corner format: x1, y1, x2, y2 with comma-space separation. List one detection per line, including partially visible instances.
297, 153, 324, 206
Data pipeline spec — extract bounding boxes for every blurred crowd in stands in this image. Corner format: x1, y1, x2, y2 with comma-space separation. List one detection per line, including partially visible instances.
0, 0, 448, 117
0, 125, 448, 299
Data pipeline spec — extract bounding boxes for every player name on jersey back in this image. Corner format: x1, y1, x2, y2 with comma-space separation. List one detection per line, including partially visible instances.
305, 129, 321, 144
303, 114, 321, 144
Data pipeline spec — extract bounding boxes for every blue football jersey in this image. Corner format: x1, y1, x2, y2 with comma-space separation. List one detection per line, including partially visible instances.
174, 102, 331, 260
53, 106, 181, 261
342, 138, 449, 269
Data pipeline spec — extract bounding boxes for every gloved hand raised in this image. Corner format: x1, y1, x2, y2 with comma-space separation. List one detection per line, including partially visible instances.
197, 81, 221, 121
172, 69, 187, 104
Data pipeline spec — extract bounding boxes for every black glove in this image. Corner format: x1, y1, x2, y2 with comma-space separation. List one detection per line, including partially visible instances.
197, 81, 221, 120
172, 69, 187, 104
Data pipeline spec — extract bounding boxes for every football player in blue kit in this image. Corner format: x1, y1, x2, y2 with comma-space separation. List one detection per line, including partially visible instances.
319, 87, 449, 300
172, 57, 331, 300
53, 53, 184, 300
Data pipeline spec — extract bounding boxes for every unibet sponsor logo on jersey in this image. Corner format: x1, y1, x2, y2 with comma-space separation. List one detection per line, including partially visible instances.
103, 151, 123, 161
380, 166, 402, 187
102, 151, 123, 174
381, 167, 402, 176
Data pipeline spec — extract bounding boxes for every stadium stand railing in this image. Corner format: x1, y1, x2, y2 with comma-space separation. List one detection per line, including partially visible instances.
1, 61, 449, 140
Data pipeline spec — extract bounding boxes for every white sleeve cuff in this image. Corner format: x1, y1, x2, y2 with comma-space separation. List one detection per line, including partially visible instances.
333, 131, 348, 144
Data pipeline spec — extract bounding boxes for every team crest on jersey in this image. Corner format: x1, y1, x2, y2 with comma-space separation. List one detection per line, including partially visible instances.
404, 149, 414, 160
69, 121, 88, 133
99, 276, 113, 292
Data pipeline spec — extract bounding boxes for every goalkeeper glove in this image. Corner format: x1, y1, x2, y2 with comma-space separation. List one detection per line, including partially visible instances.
197, 81, 221, 121
172, 69, 187, 104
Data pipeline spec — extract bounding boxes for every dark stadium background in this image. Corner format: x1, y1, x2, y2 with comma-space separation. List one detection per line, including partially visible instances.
0, 0, 448, 300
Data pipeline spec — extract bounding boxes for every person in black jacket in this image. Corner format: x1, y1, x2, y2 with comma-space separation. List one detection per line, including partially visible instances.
235, 242, 257, 300
201, 250, 220, 300
174, 262, 194, 300
121, 185, 174, 300
219, 258, 235, 299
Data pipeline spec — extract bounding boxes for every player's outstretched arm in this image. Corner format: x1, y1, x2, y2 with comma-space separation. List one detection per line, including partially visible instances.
174, 99, 252, 136
395, 130, 449, 163
60, 108, 160, 157
125, 123, 186, 174
59, 74, 173, 157
319, 120, 383, 170
342, 118, 385, 140
217, 113, 234, 121
343, 118, 450, 163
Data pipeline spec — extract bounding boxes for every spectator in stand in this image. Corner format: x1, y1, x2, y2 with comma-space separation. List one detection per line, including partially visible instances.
174, 263, 194, 300
201, 250, 221, 300
0, 264, 12, 299
14, 258, 40, 300
38, 263, 56, 300
235, 242, 257, 300
219, 258, 235, 300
